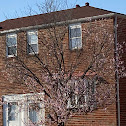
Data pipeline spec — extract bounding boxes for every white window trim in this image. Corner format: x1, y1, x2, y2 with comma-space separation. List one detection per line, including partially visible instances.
69, 23, 82, 50
27, 30, 39, 55
6, 33, 17, 58
3, 93, 45, 126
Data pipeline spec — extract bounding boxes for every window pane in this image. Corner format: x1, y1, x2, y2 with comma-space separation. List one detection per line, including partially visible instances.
70, 29, 75, 38
8, 103, 17, 121
76, 38, 82, 48
28, 34, 38, 44
70, 94, 76, 106
8, 46, 16, 55
29, 110, 38, 123
71, 38, 82, 49
78, 95, 86, 106
75, 28, 81, 37
71, 38, 77, 49
7, 37, 16, 47
28, 44, 38, 54
29, 103, 40, 123
70, 28, 81, 38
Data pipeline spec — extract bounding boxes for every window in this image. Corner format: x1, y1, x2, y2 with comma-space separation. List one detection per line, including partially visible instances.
3, 93, 45, 126
27, 30, 38, 54
8, 102, 18, 121
69, 23, 82, 50
6, 33, 17, 57
28, 103, 40, 123
67, 79, 96, 108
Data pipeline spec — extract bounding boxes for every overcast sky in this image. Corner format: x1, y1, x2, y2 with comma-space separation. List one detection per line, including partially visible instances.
0, 0, 126, 22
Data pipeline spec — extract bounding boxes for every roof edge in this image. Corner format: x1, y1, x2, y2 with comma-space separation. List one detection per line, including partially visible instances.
0, 13, 125, 34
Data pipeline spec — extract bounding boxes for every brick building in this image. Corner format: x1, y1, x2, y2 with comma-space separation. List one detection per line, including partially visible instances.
0, 2, 126, 126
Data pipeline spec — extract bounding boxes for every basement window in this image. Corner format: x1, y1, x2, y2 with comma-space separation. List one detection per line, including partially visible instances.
69, 23, 82, 50
6, 33, 17, 57
27, 30, 38, 54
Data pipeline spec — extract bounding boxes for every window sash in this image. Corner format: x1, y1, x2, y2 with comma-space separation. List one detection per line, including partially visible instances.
28, 103, 40, 123
27, 44, 38, 54
70, 27, 81, 38
8, 46, 17, 56
8, 102, 18, 121
70, 38, 82, 49
7, 37, 16, 46
28, 34, 38, 44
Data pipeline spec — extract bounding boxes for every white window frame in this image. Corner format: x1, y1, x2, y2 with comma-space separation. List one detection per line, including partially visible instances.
3, 93, 45, 126
69, 23, 82, 50
27, 30, 38, 54
6, 33, 17, 57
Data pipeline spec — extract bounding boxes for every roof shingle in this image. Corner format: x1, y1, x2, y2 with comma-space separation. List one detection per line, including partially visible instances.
0, 5, 114, 31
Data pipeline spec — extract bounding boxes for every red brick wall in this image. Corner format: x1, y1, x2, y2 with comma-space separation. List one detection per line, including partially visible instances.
64, 18, 117, 126
0, 18, 117, 126
66, 104, 116, 126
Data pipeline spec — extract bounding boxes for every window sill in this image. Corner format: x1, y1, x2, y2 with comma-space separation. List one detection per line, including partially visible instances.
7, 55, 17, 58
69, 47, 83, 51
27, 52, 39, 55
26, 52, 39, 58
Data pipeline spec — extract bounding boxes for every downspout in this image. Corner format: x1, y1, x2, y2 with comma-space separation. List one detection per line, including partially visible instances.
114, 15, 120, 126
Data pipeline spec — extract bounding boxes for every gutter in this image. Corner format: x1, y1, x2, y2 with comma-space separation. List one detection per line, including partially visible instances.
114, 16, 120, 126
0, 13, 116, 34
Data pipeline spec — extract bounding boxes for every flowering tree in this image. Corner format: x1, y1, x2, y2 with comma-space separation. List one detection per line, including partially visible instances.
2, 0, 126, 126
